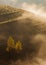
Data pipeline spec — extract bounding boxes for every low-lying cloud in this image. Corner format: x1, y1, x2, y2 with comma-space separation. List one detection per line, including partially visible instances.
21, 2, 46, 18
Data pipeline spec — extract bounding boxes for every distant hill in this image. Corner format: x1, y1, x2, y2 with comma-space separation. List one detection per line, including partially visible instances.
0, 5, 24, 23
0, 5, 46, 38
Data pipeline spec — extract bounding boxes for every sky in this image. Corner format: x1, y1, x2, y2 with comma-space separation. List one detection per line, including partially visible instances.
0, 0, 46, 17
0, 0, 46, 7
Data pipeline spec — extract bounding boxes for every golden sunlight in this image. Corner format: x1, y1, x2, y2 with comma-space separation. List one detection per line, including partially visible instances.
22, 2, 46, 18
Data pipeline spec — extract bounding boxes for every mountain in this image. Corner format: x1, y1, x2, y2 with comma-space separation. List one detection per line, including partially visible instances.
0, 5, 46, 65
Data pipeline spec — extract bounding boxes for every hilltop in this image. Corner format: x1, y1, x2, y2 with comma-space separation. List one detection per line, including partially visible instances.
0, 5, 24, 23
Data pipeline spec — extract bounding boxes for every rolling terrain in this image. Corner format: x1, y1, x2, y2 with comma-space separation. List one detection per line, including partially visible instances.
0, 5, 46, 65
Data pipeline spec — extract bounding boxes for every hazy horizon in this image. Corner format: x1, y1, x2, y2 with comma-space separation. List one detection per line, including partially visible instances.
0, 0, 46, 19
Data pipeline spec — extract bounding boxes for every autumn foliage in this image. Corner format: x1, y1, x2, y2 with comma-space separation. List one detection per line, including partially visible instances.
6, 36, 23, 52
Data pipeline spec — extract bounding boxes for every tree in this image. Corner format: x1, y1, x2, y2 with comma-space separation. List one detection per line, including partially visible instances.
15, 41, 23, 52
6, 36, 14, 52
